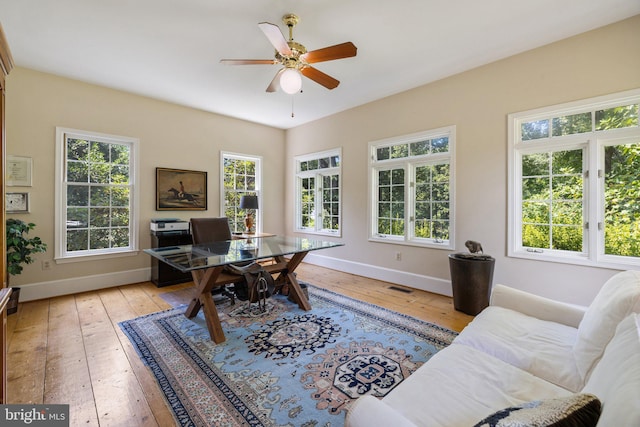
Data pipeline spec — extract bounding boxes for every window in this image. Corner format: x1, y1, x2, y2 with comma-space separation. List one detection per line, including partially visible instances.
55, 128, 139, 261
221, 152, 262, 233
295, 149, 341, 236
509, 89, 640, 268
369, 127, 455, 249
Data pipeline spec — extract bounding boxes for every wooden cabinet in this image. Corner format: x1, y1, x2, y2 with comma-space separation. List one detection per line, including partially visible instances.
0, 288, 9, 404
0, 22, 14, 404
150, 232, 193, 287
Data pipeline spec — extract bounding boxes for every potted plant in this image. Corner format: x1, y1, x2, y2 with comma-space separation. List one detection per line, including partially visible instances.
6, 218, 47, 314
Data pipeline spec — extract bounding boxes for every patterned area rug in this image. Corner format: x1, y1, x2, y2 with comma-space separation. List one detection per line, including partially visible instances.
120, 284, 457, 426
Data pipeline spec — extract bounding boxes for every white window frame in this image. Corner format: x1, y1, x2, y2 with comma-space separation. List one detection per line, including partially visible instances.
220, 151, 262, 234
508, 88, 640, 269
368, 126, 456, 250
294, 148, 342, 237
54, 127, 140, 263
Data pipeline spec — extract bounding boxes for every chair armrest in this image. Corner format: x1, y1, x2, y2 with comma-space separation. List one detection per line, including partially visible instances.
345, 395, 417, 427
490, 284, 587, 328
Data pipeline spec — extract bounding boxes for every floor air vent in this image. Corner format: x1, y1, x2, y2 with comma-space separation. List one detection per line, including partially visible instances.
388, 286, 412, 294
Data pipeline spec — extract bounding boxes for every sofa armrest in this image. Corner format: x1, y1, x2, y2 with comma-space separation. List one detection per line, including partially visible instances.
490, 284, 587, 328
345, 395, 417, 427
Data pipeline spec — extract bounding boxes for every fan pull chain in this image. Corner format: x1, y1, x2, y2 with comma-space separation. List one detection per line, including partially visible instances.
291, 89, 303, 118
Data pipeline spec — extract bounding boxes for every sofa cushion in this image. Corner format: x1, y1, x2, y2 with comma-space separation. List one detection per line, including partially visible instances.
453, 306, 582, 391
345, 396, 417, 427
471, 393, 601, 427
490, 284, 586, 328
581, 313, 640, 427
574, 270, 640, 379
378, 344, 571, 427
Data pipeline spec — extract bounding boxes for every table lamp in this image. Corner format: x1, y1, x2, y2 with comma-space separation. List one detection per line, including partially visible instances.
239, 195, 259, 234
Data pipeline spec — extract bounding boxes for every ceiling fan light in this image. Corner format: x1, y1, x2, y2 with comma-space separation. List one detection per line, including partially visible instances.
280, 68, 302, 94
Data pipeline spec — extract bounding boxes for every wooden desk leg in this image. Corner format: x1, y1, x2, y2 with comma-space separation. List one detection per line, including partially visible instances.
272, 255, 288, 286
185, 269, 205, 316
184, 266, 226, 343
201, 293, 225, 344
285, 252, 312, 311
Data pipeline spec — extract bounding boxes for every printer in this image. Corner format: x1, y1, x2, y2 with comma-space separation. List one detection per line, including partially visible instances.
150, 218, 190, 234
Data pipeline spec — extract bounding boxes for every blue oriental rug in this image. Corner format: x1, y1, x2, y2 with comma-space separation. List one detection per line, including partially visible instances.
120, 284, 457, 426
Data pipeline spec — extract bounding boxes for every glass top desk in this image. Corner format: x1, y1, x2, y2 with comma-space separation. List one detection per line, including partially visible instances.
145, 236, 343, 343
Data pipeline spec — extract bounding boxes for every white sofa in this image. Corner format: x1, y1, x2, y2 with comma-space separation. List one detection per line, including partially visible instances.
345, 270, 640, 427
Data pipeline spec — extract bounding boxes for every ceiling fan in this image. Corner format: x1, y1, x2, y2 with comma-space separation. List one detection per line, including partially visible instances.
220, 14, 357, 94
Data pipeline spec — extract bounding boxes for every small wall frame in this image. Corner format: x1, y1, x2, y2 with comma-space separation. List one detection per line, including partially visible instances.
156, 167, 207, 211
6, 155, 32, 187
6, 192, 29, 213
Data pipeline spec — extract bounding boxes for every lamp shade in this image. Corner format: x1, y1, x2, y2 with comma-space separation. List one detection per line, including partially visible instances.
280, 68, 302, 94
239, 195, 259, 210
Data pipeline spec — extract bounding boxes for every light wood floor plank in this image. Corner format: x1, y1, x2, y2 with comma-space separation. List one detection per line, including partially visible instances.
76, 291, 157, 427
117, 283, 167, 316
97, 286, 177, 427
44, 295, 99, 426
6, 299, 49, 404
141, 282, 193, 308
296, 263, 473, 332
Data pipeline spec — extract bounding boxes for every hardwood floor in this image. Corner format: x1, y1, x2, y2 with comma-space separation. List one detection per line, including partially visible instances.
6, 263, 473, 426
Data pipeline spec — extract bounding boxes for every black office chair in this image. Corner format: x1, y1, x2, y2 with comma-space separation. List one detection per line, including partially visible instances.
191, 217, 233, 243
190, 217, 237, 304
191, 217, 274, 313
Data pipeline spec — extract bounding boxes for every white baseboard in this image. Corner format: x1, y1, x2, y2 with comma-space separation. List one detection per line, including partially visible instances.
15, 255, 452, 302
16, 268, 151, 302
303, 253, 453, 297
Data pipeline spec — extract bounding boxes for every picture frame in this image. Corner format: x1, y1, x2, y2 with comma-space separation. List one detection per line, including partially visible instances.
6, 155, 33, 187
6, 192, 30, 213
156, 167, 207, 211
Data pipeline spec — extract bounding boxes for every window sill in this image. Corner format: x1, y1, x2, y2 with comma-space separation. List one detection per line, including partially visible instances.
369, 236, 453, 250
509, 249, 640, 271
295, 229, 342, 238
55, 249, 140, 264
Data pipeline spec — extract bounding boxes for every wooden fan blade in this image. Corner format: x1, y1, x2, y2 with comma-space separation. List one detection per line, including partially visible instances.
301, 42, 357, 64
258, 22, 292, 56
266, 69, 284, 93
220, 59, 276, 65
301, 66, 340, 90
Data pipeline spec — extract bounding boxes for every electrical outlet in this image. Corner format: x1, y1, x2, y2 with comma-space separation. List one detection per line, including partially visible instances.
42, 260, 52, 270
395, 252, 401, 261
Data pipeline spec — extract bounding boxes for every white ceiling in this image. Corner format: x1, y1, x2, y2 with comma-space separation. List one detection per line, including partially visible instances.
1, 1, 638, 129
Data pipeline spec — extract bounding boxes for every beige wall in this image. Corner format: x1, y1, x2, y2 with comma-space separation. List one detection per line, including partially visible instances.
285, 15, 640, 305
5, 16, 639, 305
5, 68, 285, 299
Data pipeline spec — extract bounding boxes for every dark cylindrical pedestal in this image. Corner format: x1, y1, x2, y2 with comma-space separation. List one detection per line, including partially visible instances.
448, 254, 495, 316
